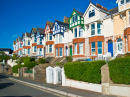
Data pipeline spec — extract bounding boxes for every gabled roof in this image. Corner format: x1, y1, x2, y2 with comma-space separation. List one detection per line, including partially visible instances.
83, 2, 109, 17
74, 9, 84, 16
55, 20, 69, 27
48, 21, 53, 28
26, 32, 31, 37
37, 27, 45, 35
31, 28, 37, 34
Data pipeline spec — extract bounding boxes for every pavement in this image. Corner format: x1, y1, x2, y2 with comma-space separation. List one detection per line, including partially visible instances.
0, 74, 117, 97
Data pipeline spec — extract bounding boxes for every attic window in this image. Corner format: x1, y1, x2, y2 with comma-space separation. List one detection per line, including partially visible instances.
121, 0, 124, 4
89, 10, 95, 18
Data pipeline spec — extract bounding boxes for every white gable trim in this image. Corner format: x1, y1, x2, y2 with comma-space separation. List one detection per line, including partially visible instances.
83, 3, 100, 17
116, 0, 121, 3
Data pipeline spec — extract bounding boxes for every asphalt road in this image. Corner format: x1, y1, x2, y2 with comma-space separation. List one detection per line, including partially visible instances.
0, 74, 66, 97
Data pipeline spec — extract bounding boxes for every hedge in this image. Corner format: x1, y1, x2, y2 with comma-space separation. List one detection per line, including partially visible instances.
64, 61, 106, 84
24, 62, 37, 70
108, 56, 130, 84
37, 58, 46, 64
12, 64, 24, 73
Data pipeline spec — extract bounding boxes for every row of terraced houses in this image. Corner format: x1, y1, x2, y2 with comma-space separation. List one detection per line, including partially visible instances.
13, 1, 130, 61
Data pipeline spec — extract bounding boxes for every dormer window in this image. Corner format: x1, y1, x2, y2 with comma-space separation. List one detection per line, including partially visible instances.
72, 15, 77, 23
121, 0, 124, 4
89, 10, 95, 18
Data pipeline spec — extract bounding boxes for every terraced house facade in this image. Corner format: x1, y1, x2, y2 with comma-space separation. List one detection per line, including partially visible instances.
13, 0, 130, 61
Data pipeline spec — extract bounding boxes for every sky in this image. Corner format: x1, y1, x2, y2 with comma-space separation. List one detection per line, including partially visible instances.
0, 0, 117, 50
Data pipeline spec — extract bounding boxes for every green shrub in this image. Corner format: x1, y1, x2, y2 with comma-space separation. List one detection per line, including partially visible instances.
24, 62, 37, 70
37, 58, 46, 64
12, 64, 24, 73
108, 56, 130, 84
56, 62, 64, 66
66, 56, 72, 62
64, 61, 106, 84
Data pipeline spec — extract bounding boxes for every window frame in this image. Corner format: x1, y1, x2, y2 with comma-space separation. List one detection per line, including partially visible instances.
74, 43, 77, 54
97, 23, 101, 34
40, 38, 42, 45
28, 49, 30, 54
49, 33, 52, 40
56, 48, 58, 57
59, 47, 62, 56
49, 45, 52, 53
91, 42, 96, 55
89, 9, 95, 18
79, 43, 83, 54
79, 27, 83, 37
74, 28, 77, 38
98, 41, 102, 54
34, 46, 37, 53
91, 23, 95, 35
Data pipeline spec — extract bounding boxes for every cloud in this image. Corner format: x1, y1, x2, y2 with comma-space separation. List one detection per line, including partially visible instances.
11, 34, 17, 39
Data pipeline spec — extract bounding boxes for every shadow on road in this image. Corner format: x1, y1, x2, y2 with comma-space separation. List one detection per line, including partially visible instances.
0, 74, 9, 79
0, 83, 14, 90
2, 96, 32, 97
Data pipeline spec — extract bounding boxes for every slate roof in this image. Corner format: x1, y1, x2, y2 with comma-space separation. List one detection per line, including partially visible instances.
108, 7, 118, 15
48, 21, 53, 28
56, 20, 69, 27
37, 27, 45, 35
75, 9, 84, 16
26, 32, 31, 37
31, 28, 37, 34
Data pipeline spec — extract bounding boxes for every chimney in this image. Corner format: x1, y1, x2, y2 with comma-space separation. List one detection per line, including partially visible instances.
96, 3, 107, 11
63, 16, 69, 24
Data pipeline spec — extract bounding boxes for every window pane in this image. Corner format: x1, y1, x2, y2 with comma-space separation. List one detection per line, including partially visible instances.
79, 43, 83, 54
49, 45, 52, 53
92, 49, 95, 55
121, 0, 124, 4
126, 0, 130, 2
79, 28, 83, 37
59, 34, 62, 43
75, 28, 77, 37
56, 48, 58, 56
97, 29, 101, 34
91, 24, 95, 30
98, 42, 102, 47
89, 10, 95, 18
97, 23, 101, 28
91, 30, 95, 35
50, 33, 52, 40
98, 48, 102, 54
60, 48, 62, 56
75, 15, 77, 22
74, 43, 77, 54
92, 42, 95, 48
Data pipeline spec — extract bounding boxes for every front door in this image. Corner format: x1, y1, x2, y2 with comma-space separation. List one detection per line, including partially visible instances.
117, 38, 122, 53
108, 40, 113, 56
70, 46, 72, 56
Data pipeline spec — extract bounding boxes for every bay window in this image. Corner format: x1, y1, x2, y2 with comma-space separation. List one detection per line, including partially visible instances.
79, 43, 83, 54
91, 24, 95, 35
98, 42, 102, 54
74, 43, 77, 54
91, 42, 95, 55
